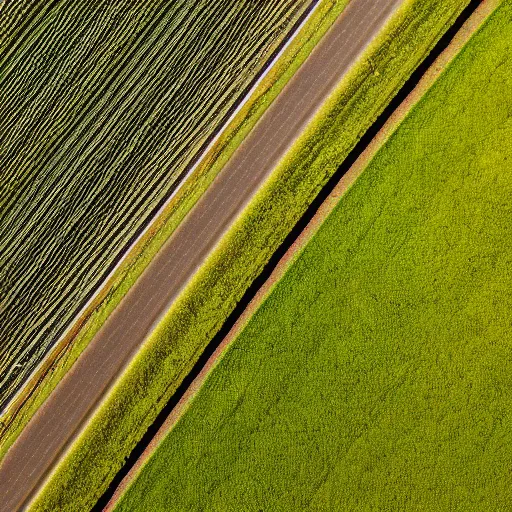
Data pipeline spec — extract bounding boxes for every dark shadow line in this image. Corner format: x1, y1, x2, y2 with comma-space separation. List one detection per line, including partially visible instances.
94, 0, 481, 508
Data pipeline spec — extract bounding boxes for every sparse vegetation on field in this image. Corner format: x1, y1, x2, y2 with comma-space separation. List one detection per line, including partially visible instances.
27, 1, 477, 511
0, 0, 316, 460
0, 0, 311, 411
112, 3, 512, 510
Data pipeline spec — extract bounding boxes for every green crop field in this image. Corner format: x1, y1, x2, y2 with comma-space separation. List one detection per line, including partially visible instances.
112, 2, 512, 510
0, 0, 310, 410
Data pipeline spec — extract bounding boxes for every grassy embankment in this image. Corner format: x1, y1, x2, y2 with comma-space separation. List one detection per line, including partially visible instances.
0, 0, 310, 427
112, 1, 512, 510
0, 0, 326, 457
27, 1, 476, 510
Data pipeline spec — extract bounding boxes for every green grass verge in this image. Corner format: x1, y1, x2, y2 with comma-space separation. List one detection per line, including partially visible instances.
28, 0, 474, 510
0, 0, 346, 460
113, 2, 512, 510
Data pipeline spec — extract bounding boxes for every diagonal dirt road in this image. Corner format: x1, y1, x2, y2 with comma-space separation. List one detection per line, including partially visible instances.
0, 0, 401, 509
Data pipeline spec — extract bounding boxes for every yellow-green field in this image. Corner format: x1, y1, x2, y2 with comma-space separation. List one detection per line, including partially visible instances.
112, 2, 512, 510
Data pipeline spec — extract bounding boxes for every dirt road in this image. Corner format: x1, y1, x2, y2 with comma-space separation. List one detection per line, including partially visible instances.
0, 0, 401, 509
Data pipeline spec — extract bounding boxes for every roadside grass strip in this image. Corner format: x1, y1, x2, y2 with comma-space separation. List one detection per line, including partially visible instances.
111, 2, 512, 510
28, 0, 476, 510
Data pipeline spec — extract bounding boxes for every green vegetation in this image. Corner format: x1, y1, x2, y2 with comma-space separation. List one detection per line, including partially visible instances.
27, 1, 477, 511
0, 0, 310, 410
112, 2, 512, 510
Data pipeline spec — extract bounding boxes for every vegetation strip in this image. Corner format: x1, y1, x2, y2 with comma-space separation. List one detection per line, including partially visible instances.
112, 1, 511, 509
100, 0, 490, 508
0, 0, 325, 459
21, 1, 476, 511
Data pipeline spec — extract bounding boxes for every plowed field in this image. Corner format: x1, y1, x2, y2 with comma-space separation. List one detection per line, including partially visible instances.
0, 0, 310, 410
